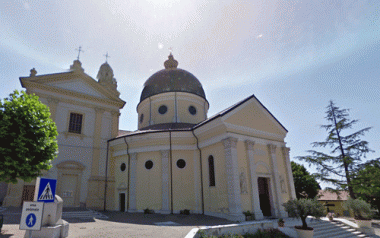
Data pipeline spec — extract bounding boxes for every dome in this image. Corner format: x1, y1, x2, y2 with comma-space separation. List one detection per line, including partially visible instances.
140, 54, 206, 102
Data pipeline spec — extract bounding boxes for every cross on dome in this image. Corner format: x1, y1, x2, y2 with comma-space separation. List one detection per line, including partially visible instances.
104, 52, 110, 62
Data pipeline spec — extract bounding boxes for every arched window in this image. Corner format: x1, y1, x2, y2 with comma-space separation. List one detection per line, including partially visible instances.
208, 156, 215, 187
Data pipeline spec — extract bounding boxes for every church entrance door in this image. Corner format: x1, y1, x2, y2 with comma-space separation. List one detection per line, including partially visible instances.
119, 193, 125, 212
258, 177, 271, 217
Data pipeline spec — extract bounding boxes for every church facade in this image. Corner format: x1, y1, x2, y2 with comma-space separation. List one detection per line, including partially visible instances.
4, 54, 296, 221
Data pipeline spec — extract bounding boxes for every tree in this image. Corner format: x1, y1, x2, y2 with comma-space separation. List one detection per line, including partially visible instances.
297, 101, 373, 199
351, 158, 380, 213
283, 198, 325, 229
291, 161, 321, 199
0, 90, 58, 183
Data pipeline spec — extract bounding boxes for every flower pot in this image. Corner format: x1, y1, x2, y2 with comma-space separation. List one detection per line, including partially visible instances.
355, 219, 372, 228
278, 221, 285, 227
295, 226, 314, 238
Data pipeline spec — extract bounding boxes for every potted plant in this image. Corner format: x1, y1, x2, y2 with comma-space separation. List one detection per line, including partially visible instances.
243, 211, 255, 221
344, 198, 372, 228
278, 218, 285, 227
326, 212, 334, 221
283, 198, 325, 238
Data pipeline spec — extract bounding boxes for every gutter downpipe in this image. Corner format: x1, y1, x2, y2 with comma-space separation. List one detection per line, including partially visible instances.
104, 141, 110, 212
192, 129, 204, 214
123, 137, 131, 211
169, 130, 173, 214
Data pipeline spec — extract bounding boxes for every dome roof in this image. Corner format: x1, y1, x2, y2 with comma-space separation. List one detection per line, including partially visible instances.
140, 54, 206, 102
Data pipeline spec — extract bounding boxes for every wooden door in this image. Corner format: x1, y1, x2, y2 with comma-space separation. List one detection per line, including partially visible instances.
21, 185, 35, 205
61, 174, 78, 207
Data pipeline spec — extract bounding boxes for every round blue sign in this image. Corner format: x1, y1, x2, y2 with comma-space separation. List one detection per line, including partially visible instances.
26, 213, 37, 227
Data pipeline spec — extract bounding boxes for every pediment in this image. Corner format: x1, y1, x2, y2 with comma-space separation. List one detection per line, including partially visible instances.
45, 79, 108, 99
222, 95, 287, 139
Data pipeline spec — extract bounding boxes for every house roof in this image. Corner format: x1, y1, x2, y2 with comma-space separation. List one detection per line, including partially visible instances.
318, 190, 349, 201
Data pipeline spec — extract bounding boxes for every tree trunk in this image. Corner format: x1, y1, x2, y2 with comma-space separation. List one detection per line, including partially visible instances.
330, 102, 356, 199
301, 216, 308, 229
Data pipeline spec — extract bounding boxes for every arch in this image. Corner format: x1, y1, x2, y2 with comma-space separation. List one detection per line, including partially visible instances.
255, 161, 270, 174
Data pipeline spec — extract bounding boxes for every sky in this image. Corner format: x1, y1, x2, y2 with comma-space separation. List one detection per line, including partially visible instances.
1, 0, 379, 186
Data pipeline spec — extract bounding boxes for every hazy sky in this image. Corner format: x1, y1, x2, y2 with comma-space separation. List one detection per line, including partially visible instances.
1, 0, 379, 184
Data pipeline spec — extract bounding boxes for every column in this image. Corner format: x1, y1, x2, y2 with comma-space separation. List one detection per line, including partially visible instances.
268, 144, 287, 217
245, 140, 264, 220
282, 147, 296, 199
129, 153, 137, 212
161, 150, 170, 214
222, 137, 245, 221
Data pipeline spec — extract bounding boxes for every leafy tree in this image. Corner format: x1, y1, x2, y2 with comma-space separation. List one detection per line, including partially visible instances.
351, 158, 380, 213
0, 90, 58, 183
291, 161, 321, 199
297, 101, 373, 199
283, 198, 325, 229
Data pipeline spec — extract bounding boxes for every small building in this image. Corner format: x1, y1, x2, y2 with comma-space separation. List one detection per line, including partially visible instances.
318, 190, 352, 217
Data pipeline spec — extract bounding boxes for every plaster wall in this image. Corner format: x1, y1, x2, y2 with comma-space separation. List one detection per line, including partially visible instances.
201, 142, 229, 214
136, 151, 162, 211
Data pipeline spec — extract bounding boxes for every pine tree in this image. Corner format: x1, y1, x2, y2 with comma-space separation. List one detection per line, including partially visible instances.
298, 101, 373, 199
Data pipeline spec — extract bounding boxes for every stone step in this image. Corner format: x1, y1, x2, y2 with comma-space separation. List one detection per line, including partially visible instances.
312, 220, 370, 238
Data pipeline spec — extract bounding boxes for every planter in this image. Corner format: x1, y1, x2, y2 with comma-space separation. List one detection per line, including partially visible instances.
245, 215, 254, 221
295, 226, 314, 238
355, 219, 372, 228
278, 221, 285, 227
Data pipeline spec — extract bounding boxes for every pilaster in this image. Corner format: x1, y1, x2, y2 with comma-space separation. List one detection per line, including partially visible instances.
222, 137, 245, 221
129, 153, 137, 212
245, 140, 264, 220
47, 97, 59, 121
91, 107, 104, 177
268, 144, 287, 217
282, 147, 296, 199
161, 150, 170, 214
110, 111, 120, 138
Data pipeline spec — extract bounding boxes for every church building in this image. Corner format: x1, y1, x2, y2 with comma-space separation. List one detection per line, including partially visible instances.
4, 53, 296, 221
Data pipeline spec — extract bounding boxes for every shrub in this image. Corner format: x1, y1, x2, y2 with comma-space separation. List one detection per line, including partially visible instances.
143, 208, 154, 214
282, 198, 325, 229
344, 198, 372, 220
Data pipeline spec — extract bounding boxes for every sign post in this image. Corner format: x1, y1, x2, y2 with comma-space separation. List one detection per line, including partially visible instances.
19, 201, 44, 231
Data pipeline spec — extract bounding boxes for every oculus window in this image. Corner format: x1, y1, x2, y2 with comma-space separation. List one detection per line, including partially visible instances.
145, 160, 153, 170
176, 159, 186, 169
120, 163, 126, 172
68, 113, 83, 134
188, 105, 197, 115
158, 105, 168, 114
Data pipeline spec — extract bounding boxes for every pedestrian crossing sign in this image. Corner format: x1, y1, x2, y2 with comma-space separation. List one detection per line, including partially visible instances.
34, 177, 57, 203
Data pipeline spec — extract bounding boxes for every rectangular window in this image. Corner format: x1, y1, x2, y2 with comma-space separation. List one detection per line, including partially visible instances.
208, 156, 216, 187
68, 113, 83, 134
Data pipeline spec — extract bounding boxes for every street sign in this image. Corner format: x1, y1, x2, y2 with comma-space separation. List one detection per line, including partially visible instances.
19, 202, 44, 231
34, 177, 57, 203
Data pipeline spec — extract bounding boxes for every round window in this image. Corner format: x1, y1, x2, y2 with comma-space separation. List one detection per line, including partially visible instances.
189, 106, 197, 115
158, 105, 168, 114
140, 114, 144, 123
145, 160, 153, 170
120, 163, 126, 172
176, 159, 186, 169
